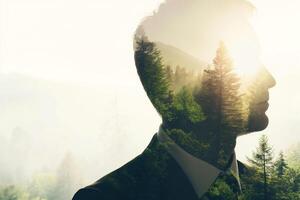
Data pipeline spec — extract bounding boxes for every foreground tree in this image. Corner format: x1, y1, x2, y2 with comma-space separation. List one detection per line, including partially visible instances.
195, 42, 246, 167
247, 135, 274, 200
134, 33, 171, 117
241, 136, 300, 200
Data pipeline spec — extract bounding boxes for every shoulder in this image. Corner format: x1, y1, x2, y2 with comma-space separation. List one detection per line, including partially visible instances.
72, 187, 103, 200
72, 134, 170, 200
72, 152, 157, 200
72, 179, 126, 200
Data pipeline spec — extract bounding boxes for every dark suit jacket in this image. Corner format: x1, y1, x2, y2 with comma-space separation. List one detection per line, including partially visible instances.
73, 134, 246, 200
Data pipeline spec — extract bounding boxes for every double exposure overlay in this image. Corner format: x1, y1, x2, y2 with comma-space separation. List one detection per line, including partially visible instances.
134, 0, 275, 169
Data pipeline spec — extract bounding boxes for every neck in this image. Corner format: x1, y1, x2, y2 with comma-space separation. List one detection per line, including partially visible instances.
161, 124, 237, 170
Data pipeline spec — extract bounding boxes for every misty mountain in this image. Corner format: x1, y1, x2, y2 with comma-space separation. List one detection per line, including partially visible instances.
155, 42, 207, 71
0, 72, 157, 184
0, 73, 116, 181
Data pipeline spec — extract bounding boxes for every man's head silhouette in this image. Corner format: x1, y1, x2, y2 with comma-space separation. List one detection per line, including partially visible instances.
72, 1, 277, 199
134, 0, 276, 168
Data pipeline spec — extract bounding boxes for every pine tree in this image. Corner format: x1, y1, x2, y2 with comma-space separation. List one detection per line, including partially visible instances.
247, 135, 274, 200
211, 42, 245, 134
195, 42, 246, 167
274, 151, 288, 177
134, 33, 171, 117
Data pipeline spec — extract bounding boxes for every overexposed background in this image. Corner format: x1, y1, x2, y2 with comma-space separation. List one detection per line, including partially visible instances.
0, 0, 299, 189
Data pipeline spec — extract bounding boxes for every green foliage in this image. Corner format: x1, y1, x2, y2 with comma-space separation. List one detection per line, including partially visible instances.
164, 129, 210, 158
28, 173, 56, 200
247, 135, 274, 171
0, 184, 50, 200
205, 179, 237, 200
169, 87, 206, 126
247, 135, 273, 200
0, 152, 83, 200
194, 42, 245, 167
242, 135, 300, 200
134, 35, 171, 117
274, 151, 288, 177
196, 42, 245, 134
134, 35, 206, 129
242, 165, 300, 200
0, 185, 30, 200
133, 35, 300, 199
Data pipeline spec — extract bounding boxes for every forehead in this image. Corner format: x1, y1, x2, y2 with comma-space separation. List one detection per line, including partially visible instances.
140, 0, 260, 65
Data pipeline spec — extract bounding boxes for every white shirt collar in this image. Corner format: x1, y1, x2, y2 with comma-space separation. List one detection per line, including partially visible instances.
157, 127, 241, 198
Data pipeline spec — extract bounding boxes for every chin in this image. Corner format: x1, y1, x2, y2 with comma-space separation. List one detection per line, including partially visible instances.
246, 113, 269, 134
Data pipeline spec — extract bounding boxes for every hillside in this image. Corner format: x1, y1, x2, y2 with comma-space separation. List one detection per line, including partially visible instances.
155, 42, 207, 71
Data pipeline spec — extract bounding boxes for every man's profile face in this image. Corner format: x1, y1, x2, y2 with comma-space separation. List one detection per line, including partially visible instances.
245, 67, 276, 133
134, 0, 276, 136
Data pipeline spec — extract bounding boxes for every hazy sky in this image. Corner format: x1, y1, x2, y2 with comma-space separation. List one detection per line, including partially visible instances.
0, 0, 299, 184
141, 0, 261, 74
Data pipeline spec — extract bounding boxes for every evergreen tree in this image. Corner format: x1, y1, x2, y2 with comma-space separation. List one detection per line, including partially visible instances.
247, 135, 274, 200
134, 33, 171, 117
195, 42, 246, 166
242, 139, 300, 200
274, 151, 288, 177
285, 168, 300, 196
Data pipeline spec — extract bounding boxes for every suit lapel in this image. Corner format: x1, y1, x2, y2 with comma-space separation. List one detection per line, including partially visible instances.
143, 134, 199, 200
139, 134, 245, 200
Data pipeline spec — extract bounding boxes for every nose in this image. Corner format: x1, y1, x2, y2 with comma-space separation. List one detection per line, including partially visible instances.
261, 67, 276, 89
